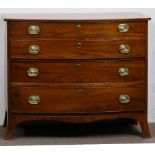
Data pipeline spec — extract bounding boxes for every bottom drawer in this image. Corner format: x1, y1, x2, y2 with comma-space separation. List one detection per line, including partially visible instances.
10, 86, 146, 113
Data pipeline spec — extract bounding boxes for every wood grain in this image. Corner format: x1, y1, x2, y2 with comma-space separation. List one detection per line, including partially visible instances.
5, 112, 151, 139
10, 37, 146, 59
5, 15, 151, 139
8, 21, 147, 37
10, 85, 146, 113
10, 60, 145, 83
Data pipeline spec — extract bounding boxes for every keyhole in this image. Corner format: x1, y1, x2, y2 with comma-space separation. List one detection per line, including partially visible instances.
77, 42, 82, 48
76, 64, 81, 70
77, 89, 83, 96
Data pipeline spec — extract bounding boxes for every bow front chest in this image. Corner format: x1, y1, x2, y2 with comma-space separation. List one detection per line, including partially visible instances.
4, 13, 151, 139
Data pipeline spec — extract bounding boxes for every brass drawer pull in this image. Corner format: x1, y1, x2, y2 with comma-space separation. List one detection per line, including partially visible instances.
77, 42, 82, 48
28, 25, 40, 35
77, 89, 83, 96
29, 95, 40, 104
28, 45, 40, 54
119, 44, 130, 54
118, 23, 129, 32
119, 94, 130, 104
119, 68, 129, 77
77, 24, 81, 31
27, 68, 39, 77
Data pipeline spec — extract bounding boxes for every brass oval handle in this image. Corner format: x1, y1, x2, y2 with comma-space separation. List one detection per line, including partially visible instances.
119, 44, 130, 54
28, 95, 40, 104
77, 42, 82, 48
119, 68, 129, 77
77, 89, 83, 96
28, 45, 40, 54
27, 68, 39, 77
28, 25, 40, 35
119, 94, 130, 104
77, 24, 81, 31
118, 23, 129, 32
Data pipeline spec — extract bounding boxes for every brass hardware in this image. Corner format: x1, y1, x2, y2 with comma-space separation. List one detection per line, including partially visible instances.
27, 68, 39, 77
77, 24, 81, 31
118, 23, 129, 32
119, 68, 129, 77
77, 42, 82, 48
119, 94, 130, 104
77, 89, 83, 96
119, 44, 130, 54
28, 95, 40, 104
28, 25, 40, 35
76, 63, 81, 69
28, 45, 40, 54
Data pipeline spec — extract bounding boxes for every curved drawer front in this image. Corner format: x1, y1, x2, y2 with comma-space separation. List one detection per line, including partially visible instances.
9, 22, 77, 37
9, 21, 147, 37
10, 86, 146, 113
10, 38, 146, 59
10, 60, 145, 84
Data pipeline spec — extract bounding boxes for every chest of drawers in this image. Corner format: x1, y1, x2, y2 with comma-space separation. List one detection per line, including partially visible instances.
4, 13, 151, 139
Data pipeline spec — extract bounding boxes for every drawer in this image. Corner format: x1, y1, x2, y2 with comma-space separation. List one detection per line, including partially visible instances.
10, 38, 146, 59
8, 21, 147, 37
79, 21, 147, 37
10, 85, 146, 113
8, 22, 77, 37
10, 60, 145, 84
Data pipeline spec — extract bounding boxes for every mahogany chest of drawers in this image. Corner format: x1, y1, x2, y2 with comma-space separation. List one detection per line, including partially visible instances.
4, 13, 151, 139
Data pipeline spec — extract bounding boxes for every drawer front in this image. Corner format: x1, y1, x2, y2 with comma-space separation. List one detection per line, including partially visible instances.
10, 38, 146, 59
9, 22, 77, 37
79, 21, 147, 37
10, 86, 146, 113
8, 21, 147, 37
10, 60, 145, 83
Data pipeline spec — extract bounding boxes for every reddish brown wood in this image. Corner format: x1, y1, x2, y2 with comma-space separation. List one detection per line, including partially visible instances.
4, 112, 150, 139
10, 85, 146, 113
9, 37, 146, 59
4, 113, 19, 140
10, 60, 145, 83
8, 21, 147, 37
5, 15, 151, 139
136, 113, 151, 138
10, 82, 144, 88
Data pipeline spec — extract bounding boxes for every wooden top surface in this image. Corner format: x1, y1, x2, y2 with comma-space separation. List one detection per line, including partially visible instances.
3, 12, 151, 21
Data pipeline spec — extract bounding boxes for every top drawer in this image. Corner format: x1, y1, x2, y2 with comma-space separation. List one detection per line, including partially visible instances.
8, 21, 147, 37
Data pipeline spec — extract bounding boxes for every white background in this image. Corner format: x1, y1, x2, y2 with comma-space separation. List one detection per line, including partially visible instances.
0, 8, 155, 125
